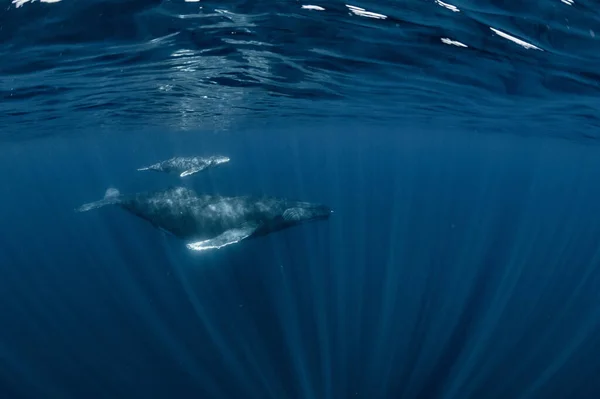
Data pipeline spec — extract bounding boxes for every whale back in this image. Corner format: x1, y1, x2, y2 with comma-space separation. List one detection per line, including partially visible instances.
118, 187, 207, 238
118, 188, 255, 240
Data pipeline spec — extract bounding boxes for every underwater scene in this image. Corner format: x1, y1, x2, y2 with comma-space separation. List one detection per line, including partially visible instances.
2, 1, 600, 398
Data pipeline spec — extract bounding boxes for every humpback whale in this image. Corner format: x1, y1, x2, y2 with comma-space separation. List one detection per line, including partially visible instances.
75, 187, 332, 251
137, 156, 230, 177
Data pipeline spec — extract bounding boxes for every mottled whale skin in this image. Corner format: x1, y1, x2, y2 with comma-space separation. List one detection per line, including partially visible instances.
137, 156, 230, 177
75, 187, 332, 251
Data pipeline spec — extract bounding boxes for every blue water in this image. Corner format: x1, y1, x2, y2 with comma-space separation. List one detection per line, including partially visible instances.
2, 1, 600, 398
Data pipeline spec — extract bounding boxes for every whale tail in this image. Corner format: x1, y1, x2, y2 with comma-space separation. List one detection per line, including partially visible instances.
75, 188, 121, 212
137, 163, 159, 172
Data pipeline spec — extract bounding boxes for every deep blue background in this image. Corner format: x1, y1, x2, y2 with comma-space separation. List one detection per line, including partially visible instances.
2, 126, 600, 398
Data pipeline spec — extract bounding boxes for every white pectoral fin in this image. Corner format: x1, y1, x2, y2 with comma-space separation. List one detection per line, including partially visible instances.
180, 166, 206, 177
186, 224, 259, 251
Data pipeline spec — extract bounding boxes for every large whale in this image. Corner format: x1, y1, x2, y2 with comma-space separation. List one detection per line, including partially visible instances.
75, 187, 332, 251
137, 156, 230, 177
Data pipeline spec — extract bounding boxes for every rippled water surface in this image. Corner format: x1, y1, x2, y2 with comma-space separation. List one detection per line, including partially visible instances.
2, 1, 600, 399
3, 0, 600, 139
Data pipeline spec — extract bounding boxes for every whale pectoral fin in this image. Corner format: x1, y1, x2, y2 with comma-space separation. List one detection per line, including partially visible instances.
186, 224, 259, 251
180, 166, 206, 177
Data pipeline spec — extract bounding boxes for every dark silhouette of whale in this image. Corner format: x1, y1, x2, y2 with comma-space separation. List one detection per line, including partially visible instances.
137, 155, 230, 177
75, 187, 332, 251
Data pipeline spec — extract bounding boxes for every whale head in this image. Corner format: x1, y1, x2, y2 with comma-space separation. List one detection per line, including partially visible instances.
282, 203, 333, 224
210, 155, 230, 165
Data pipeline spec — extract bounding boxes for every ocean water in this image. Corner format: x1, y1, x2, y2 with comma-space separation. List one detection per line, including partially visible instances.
2, 1, 600, 398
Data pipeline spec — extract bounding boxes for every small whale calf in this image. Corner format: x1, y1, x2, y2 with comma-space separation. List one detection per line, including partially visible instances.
76, 186, 332, 251
137, 155, 230, 177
